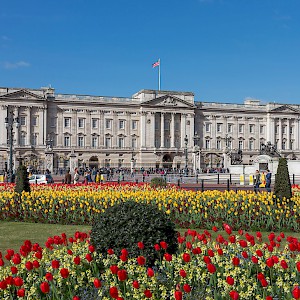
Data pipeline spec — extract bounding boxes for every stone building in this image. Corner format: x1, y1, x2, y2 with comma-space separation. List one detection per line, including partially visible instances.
0, 86, 299, 174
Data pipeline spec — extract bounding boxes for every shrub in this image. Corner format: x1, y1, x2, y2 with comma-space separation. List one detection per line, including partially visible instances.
150, 177, 167, 188
90, 201, 178, 265
274, 157, 292, 200
14, 164, 30, 195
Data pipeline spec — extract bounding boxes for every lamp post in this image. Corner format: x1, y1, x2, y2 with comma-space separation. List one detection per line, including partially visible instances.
130, 149, 135, 176
184, 135, 188, 176
5, 111, 19, 183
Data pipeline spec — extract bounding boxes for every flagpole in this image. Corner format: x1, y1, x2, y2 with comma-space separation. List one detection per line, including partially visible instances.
158, 58, 161, 91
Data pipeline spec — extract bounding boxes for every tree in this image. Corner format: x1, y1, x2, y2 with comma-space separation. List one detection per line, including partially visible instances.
274, 157, 292, 200
14, 164, 31, 195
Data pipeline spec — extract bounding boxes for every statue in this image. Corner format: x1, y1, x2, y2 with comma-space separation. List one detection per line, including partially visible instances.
260, 141, 281, 157
230, 149, 243, 165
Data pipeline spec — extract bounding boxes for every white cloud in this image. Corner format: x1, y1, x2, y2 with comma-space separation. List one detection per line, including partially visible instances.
2, 61, 31, 69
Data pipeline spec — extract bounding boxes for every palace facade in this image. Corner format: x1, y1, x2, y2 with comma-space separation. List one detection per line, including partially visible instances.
0, 86, 299, 173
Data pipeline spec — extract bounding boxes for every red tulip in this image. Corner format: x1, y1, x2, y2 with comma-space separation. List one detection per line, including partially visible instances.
179, 269, 187, 278
137, 256, 146, 265
45, 272, 53, 281
17, 288, 25, 297
229, 290, 239, 300
11, 266, 18, 274
182, 253, 191, 263
74, 256, 81, 265
292, 286, 300, 299
110, 265, 119, 274
266, 296, 273, 300
117, 269, 127, 281
164, 253, 172, 262
51, 260, 60, 269
109, 286, 119, 299
147, 268, 154, 277
232, 257, 240, 266
60, 268, 69, 278
132, 280, 140, 289
94, 278, 101, 288
25, 261, 33, 271
13, 277, 23, 287
280, 259, 288, 269
107, 248, 114, 255
144, 289, 152, 298
266, 257, 274, 268
85, 253, 93, 262
212, 226, 218, 232
40, 281, 50, 294
160, 241, 168, 250
226, 276, 234, 285
251, 256, 258, 264
175, 290, 183, 300
223, 223, 232, 235
207, 263, 216, 273
260, 278, 268, 287
183, 283, 191, 293
137, 241, 144, 249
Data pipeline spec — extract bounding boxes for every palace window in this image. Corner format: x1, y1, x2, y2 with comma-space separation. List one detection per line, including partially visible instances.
119, 120, 125, 130
217, 123, 222, 132
132, 138, 137, 148
260, 125, 264, 134
205, 139, 210, 149
105, 137, 111, 148
238, 124, 244, 133
64, 136, 70, 147
64, 118, 71, 128
32, 116, 38, 126
118, 137, 124, 148
249, 124, 254, 134
78, 136, 84, 147
228, 124, 233, 133
20, 132, 26, 146
205, 123, 211, 132
132, 120, 137, 130
105, 119, 112, 129
92, 118, 98, 129
92, 136, 98, 148
238, 140, 243, 150
216, 139, 221, 150
249, 140, 254, 150
20, 116, 26, 126
78, 118, 85, 128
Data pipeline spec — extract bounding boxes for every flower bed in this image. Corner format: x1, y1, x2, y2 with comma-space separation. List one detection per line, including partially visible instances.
0, 225, 300, 299
0, 184, 300, 232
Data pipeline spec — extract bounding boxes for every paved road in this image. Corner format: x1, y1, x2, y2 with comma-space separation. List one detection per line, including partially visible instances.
51, 173, 267, 192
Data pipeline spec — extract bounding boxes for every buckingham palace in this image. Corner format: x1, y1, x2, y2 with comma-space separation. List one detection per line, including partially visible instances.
0, 86, 299, 174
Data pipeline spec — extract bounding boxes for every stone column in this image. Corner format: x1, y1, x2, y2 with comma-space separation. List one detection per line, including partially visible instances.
69, 151, 77, 173
180, 113, 186, 148
71, 109, 77, 147
286, 119, 291, 150
150, 112, 155, 148
295, 118, 300, 150
45, 152, 54, 174
14, 107, 19, 146
26, 107, 31, 146
86, 111, 91, 147
57, 110, 63, 146
126, 112, 131, 147
170, 113, 175, 148
160, 112, 165, 148
99, 111, 104, 146
140, 111, 147, 148
278, 118, 282, 150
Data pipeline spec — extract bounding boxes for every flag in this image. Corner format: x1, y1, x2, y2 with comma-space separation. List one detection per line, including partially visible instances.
152, 59, 160, 68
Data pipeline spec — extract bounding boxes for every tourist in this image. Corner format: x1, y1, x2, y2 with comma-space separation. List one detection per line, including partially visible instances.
266, 169, 272, 192
73, 168, 80, 184
64, 170, 72, 184
254, 170, 261, 193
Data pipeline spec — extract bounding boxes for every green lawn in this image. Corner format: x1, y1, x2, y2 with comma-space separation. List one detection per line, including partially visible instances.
0, 221, 91, 253
0, 221, 299, 254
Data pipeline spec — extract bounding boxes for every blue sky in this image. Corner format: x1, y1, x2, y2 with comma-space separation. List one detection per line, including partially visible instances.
1, 0, 300, 104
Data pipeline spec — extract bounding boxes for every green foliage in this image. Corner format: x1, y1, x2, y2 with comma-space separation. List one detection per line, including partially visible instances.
90, 201, 178, 265
150, 176, 167, 188
274, 157, 292, 200
14, 164, 31, 195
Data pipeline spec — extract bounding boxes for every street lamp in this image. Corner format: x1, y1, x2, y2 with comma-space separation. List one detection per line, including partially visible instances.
5, 111, 19, 183
184, 135, 188, 176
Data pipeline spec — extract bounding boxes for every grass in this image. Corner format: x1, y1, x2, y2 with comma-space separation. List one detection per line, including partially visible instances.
0, 221, 91, 253
1, 221, 300, 254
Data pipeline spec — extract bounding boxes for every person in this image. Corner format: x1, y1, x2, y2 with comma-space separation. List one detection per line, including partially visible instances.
64, 170, 72, 184
254, 170, 261, 193
266, 169, 272, 192
73, 168, 80, 184
260, 171, 266, 188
